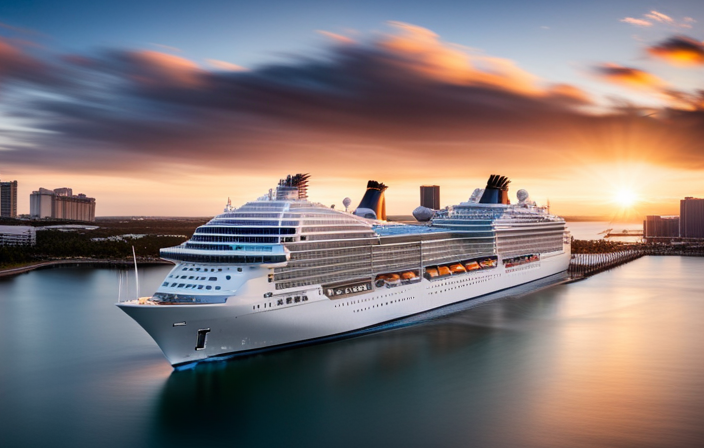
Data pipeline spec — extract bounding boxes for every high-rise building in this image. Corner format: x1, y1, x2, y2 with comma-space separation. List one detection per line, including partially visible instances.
680, 197, 704, 239
420, 185, 440, 210
643, 215, 679, 240
0, 180, 18, 218
29, 187, 96, 221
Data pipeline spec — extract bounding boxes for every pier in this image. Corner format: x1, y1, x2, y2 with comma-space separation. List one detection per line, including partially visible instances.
568, 242, 704, 279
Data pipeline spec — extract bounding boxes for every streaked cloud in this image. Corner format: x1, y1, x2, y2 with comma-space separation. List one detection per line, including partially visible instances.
622, 10, 695, 29
648, 35, 704, 66
0, 21, 703, 185
644, 11, 674, 25
620, 18, 652, 27
317, 30, 355, 44
206, 59, 247, 71
593, 64, 666, 90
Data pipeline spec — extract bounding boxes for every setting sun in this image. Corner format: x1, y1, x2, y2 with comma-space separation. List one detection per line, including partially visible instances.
614, 188, 637, 208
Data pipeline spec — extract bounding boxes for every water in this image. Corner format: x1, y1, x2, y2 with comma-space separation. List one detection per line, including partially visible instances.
1, 258, 703, 448
567, 221, 642, 242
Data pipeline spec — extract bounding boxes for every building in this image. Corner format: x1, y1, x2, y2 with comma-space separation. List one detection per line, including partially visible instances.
680, 197, 704, 239
30, 187, 96, 221
0, 225, 36, 246
420, 185, 440, 210
643, 215, 680, 241
0, 179, 18, 218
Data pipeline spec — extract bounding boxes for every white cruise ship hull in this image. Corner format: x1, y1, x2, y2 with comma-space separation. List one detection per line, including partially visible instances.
118, 250, 570, 367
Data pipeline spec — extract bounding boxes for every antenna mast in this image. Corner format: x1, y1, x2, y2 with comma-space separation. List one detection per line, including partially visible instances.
132, 246, 140, 299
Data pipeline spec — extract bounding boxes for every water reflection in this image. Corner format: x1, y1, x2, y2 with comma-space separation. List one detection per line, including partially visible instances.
1, 259, 703, 448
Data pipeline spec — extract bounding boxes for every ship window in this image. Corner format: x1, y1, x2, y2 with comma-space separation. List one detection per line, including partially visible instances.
237, 268, 242, 272
162, 282, 168, 287
286, 297, 292, 304
198, 285, 204, 290
294, 296, 301, 303
171, 283, 177, 287
277, 299, 283, 306
218, 268, 222, 272
302, 295, 308, 301
188, 276, 194, 279
215, 286, 221, 290
178, 283, 185, 288
226, 275, 231, 280
182, 268, 188, 271
195, 328, 210, 350
209, 277, 217, 281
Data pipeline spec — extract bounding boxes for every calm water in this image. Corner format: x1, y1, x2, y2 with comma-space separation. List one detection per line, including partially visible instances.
1, 258, 703, 448
566, 221, 642, 241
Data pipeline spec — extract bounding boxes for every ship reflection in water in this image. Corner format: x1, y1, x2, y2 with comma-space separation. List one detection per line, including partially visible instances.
1, 258, 703, 448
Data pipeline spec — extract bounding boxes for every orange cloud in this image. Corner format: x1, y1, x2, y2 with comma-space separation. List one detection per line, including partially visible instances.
127, 50, 202, 86
620, 17, 652, 27
594, 64, 666, 90
206, 59, 247, 71
648, 36, 704, 66
317, 30, 355, 44
645, 11, 674, 25
380, 21, 541, 95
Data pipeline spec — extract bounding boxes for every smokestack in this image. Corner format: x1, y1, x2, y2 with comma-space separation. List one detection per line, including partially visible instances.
354, 180, 388, 220
479, 174, 511, 204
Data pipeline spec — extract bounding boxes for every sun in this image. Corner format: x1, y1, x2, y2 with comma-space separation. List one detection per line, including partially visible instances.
614, 188, 637, 208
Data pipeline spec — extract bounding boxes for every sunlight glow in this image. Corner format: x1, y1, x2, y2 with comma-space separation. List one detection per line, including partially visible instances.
614, 188, 637, 208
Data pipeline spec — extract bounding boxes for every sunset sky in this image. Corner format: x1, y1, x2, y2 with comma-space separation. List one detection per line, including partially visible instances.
1, 0, 703, 218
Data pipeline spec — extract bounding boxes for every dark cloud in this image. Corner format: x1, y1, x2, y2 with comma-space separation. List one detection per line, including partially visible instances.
648, 35, 704, 66
593, 63, 665, 89
2, 23, 704, 178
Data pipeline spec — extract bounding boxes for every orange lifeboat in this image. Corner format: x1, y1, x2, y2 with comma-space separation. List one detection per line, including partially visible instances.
449, 263, 466, 274
425, 267, 439, 278
401, 271, 417, 280
437, 266, 451, 276
479, 258, 496, 268
464, 261, 481, 271
386, 273, 401, 282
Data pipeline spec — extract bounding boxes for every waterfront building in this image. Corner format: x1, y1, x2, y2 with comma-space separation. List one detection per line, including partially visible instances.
0, 179, 18, 218
0, 225, 36, 246
680, 197, 704, 239
643, 215, 680, 242
420, 185, 440, 209
29, 187, 96, 221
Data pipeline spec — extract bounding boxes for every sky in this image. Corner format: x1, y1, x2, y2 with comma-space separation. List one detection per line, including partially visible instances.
1, 0, 703, 219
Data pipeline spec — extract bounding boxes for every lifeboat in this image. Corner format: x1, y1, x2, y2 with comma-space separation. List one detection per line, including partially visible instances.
385, 273, 401, 285
464, 261, 481, 271
425, 267, 439, 278
479, 258, 496, 268
449, 263, 466, 274
437, 266, 451, 276
401, 271, 417, 280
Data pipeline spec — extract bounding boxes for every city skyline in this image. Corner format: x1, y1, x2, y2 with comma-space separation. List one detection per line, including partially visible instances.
1, 1, 703, 217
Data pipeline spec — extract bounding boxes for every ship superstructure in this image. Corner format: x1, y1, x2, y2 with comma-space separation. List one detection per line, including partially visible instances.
117, 174, 571, 367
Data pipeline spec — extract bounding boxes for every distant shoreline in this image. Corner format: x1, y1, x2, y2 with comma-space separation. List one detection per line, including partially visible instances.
0, 258, 173, 278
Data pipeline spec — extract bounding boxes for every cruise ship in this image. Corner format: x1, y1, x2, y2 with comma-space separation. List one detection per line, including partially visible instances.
117, 174, 571, 367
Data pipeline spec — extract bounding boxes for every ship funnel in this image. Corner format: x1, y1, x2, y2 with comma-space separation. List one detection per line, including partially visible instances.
275, 173, 310, 200
354, 180, 388, 220
479, 174, 511, 204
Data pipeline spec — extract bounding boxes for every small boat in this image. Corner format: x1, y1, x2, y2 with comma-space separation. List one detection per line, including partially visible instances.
425, 267, 439, 278
437, 266, 451, 276
401, 271, 417, 280
464, 261, 481, 271
449, 263, 466, 274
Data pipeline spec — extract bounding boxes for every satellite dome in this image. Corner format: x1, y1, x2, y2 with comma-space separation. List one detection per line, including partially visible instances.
412, 206, 435, 222
517, 189, 529, 202
353, 207, 377, 220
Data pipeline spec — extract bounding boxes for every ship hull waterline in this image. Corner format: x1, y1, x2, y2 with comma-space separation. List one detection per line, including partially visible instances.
117, 251, 570, 368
